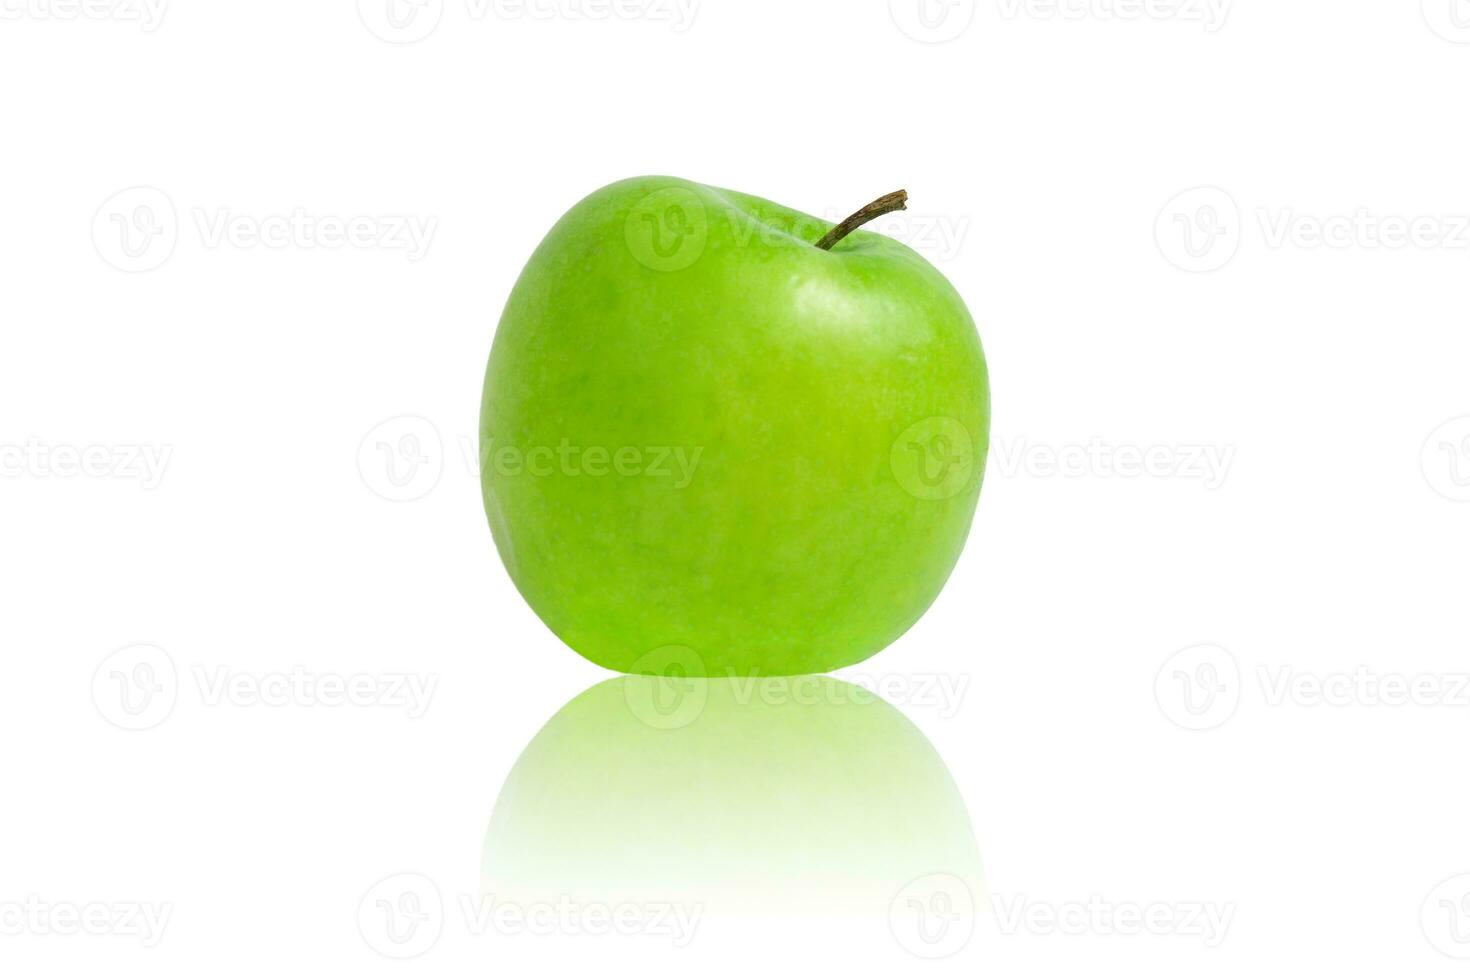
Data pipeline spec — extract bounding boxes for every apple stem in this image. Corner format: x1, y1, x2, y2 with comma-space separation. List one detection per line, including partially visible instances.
814, 190, 909, 250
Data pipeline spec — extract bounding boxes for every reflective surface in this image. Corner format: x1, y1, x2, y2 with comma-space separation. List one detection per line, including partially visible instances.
483, 675, 983, 958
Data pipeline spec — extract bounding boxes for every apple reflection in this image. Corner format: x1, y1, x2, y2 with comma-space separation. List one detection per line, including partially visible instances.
482, 674, 983, 954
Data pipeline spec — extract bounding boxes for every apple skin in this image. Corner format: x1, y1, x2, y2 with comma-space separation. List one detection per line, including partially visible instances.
481, 176, 988, 676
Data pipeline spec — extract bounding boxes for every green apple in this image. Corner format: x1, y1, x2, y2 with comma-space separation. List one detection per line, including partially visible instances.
481, 177, 988, 676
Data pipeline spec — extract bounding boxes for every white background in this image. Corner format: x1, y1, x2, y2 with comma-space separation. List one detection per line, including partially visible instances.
3, 0, 1470, 976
